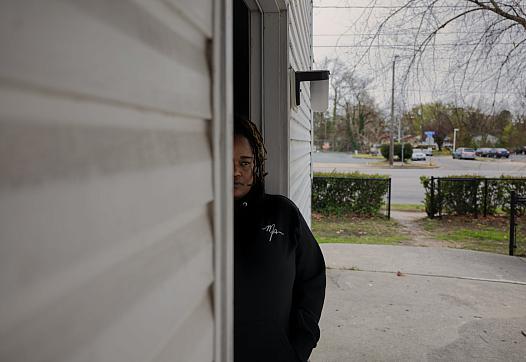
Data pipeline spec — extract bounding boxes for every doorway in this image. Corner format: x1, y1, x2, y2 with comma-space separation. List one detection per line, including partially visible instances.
233, 0, 289, 196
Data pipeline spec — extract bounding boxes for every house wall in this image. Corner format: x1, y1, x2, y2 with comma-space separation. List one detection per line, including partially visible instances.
288, 0, 314, 222
0, 1, 228, 361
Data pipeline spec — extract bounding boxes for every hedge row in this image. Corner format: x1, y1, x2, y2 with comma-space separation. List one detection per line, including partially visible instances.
380, 143, 413, 161
312, 172, 390, 215
420, 175, 526, 217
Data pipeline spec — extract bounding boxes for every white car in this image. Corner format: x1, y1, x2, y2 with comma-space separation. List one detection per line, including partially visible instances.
411, 151, 426, 161
453, 147, 476, 160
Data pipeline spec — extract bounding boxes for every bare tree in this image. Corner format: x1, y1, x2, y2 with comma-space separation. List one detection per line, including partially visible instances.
315, 57, 386, 151
362, 1, 526, 109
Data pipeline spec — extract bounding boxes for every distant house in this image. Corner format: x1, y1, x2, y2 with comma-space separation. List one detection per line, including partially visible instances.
0, 1, 318, 361
401, 135, 419, 145
473, 134, 499, 145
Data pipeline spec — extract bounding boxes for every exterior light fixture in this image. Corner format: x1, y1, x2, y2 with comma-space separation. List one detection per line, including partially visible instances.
294, 70, 330, 112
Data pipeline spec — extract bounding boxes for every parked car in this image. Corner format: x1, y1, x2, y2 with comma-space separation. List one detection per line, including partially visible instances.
453, 147, 476, 160
493, 148, 510, 158
411, 150, 426, 161
423, 147, 433, 156
487, 148, 497, 158
476, 148, 494, 157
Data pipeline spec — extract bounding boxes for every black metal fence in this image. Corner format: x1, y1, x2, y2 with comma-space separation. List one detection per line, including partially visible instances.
427, 177, 526, 219
509, 191, 526, 256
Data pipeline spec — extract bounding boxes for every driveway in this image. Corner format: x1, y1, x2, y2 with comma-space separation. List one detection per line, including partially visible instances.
311, 244, 526, 361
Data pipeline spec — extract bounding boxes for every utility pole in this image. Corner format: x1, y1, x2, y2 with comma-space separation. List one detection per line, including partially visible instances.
389, 55, 399, 166
453, 128, 459, 152
400, 125, 405, 165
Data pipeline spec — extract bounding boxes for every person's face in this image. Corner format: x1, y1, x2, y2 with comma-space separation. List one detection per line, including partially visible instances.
233, 135, 255, 200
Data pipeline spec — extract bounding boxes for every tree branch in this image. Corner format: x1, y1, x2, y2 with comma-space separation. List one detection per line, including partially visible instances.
467, 0, 526, 29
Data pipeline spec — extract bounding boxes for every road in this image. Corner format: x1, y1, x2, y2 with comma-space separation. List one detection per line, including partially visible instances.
313, 153, 526, 204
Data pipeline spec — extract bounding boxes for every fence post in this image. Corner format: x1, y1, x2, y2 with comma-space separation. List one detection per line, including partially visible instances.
509, 191, 517, 256
483, 178, 488, 217
430, 176, 435, 219
438, 178, 442, 218
473, 179, 478, 218
387, 178, 391, 220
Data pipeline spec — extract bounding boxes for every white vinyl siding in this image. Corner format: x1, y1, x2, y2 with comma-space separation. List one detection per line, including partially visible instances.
0, 1, 219, 361
288, 0, 313, 222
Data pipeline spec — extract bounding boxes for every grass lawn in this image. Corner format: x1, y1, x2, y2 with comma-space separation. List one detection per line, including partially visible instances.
352, 153, 383, 159
433, 150, 451, 156
370, 160, 438, 169
388, 203, 425, 212
312, 213, 409, 245
419, 215, 526, 256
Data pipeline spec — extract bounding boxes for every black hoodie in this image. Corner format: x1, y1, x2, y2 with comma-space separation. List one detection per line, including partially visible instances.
234, 185, 326, 362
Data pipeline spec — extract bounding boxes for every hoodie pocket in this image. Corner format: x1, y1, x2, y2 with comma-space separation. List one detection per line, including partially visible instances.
277, 330, 301, 362
235, 322, 300, 362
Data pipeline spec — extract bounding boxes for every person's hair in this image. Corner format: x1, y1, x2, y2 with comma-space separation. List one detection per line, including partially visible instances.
234, 116, 267, 188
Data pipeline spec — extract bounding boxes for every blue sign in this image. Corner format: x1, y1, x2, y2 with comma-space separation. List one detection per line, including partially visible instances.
424, 131, 435, 137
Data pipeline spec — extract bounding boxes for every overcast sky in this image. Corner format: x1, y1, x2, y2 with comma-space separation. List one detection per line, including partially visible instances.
312, 0, 521, 115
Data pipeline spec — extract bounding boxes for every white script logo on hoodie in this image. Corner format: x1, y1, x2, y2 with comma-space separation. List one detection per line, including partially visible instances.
261, 224, 285, 242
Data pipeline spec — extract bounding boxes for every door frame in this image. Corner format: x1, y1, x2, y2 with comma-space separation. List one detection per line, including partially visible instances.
243, 0, 290, 197
213, 0, 233, 361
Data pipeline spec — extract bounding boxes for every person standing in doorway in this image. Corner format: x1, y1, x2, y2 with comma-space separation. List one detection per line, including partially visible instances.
233, 117, 326, 362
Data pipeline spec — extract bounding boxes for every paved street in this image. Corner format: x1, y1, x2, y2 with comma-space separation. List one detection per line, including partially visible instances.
313, 153, 526, 204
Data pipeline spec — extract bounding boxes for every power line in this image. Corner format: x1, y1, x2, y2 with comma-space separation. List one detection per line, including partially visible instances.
371, 90, 519, 95
313, 43, 517, 47
314, 5, 479, 9
313, 32, 496, 36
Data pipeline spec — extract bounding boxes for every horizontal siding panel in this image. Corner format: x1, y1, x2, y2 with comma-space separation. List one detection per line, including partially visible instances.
289, 2, 311, 68
289, 1, 312, 224
0, 162, 213, 325
291, 109, 310, 126
1, 216, 213, 362
291, 84, 311, 118
0, 0, 211, 118
289, 153, 310, 182
290, 119, 311, 142
288, 0, 313, 220
290, 140, 311, 162
295, 185, 311, 223
0, 86, 208, 132
289, 39, 306, 71
0, 127, 211, 192
0, 0, 216, 361
289, 28, 309, 71
289, 9, 311, 69
291, 104, 311, 131
163, 0, 213, 37
290, 169, 311, 220
290, 3, 310, 66
294, 0, 312, 53
290, 162, 310, 197
0, 117, 211, 191
153, 296, 214, 362
72, 244, 214, 362
300, 90, 312, 115
289, 134, 311, 221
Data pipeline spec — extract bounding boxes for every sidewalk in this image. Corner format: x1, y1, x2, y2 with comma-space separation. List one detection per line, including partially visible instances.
311, 244, 526, 361
313, 161, 439, 170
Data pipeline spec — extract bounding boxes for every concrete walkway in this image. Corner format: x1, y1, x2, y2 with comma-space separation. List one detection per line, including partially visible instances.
311, 244, 526, 361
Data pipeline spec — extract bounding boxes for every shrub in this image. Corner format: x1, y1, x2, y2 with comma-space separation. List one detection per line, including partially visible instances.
312, 172, 390, 215
421, 175, 526, 217
380, 143, 413, 161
